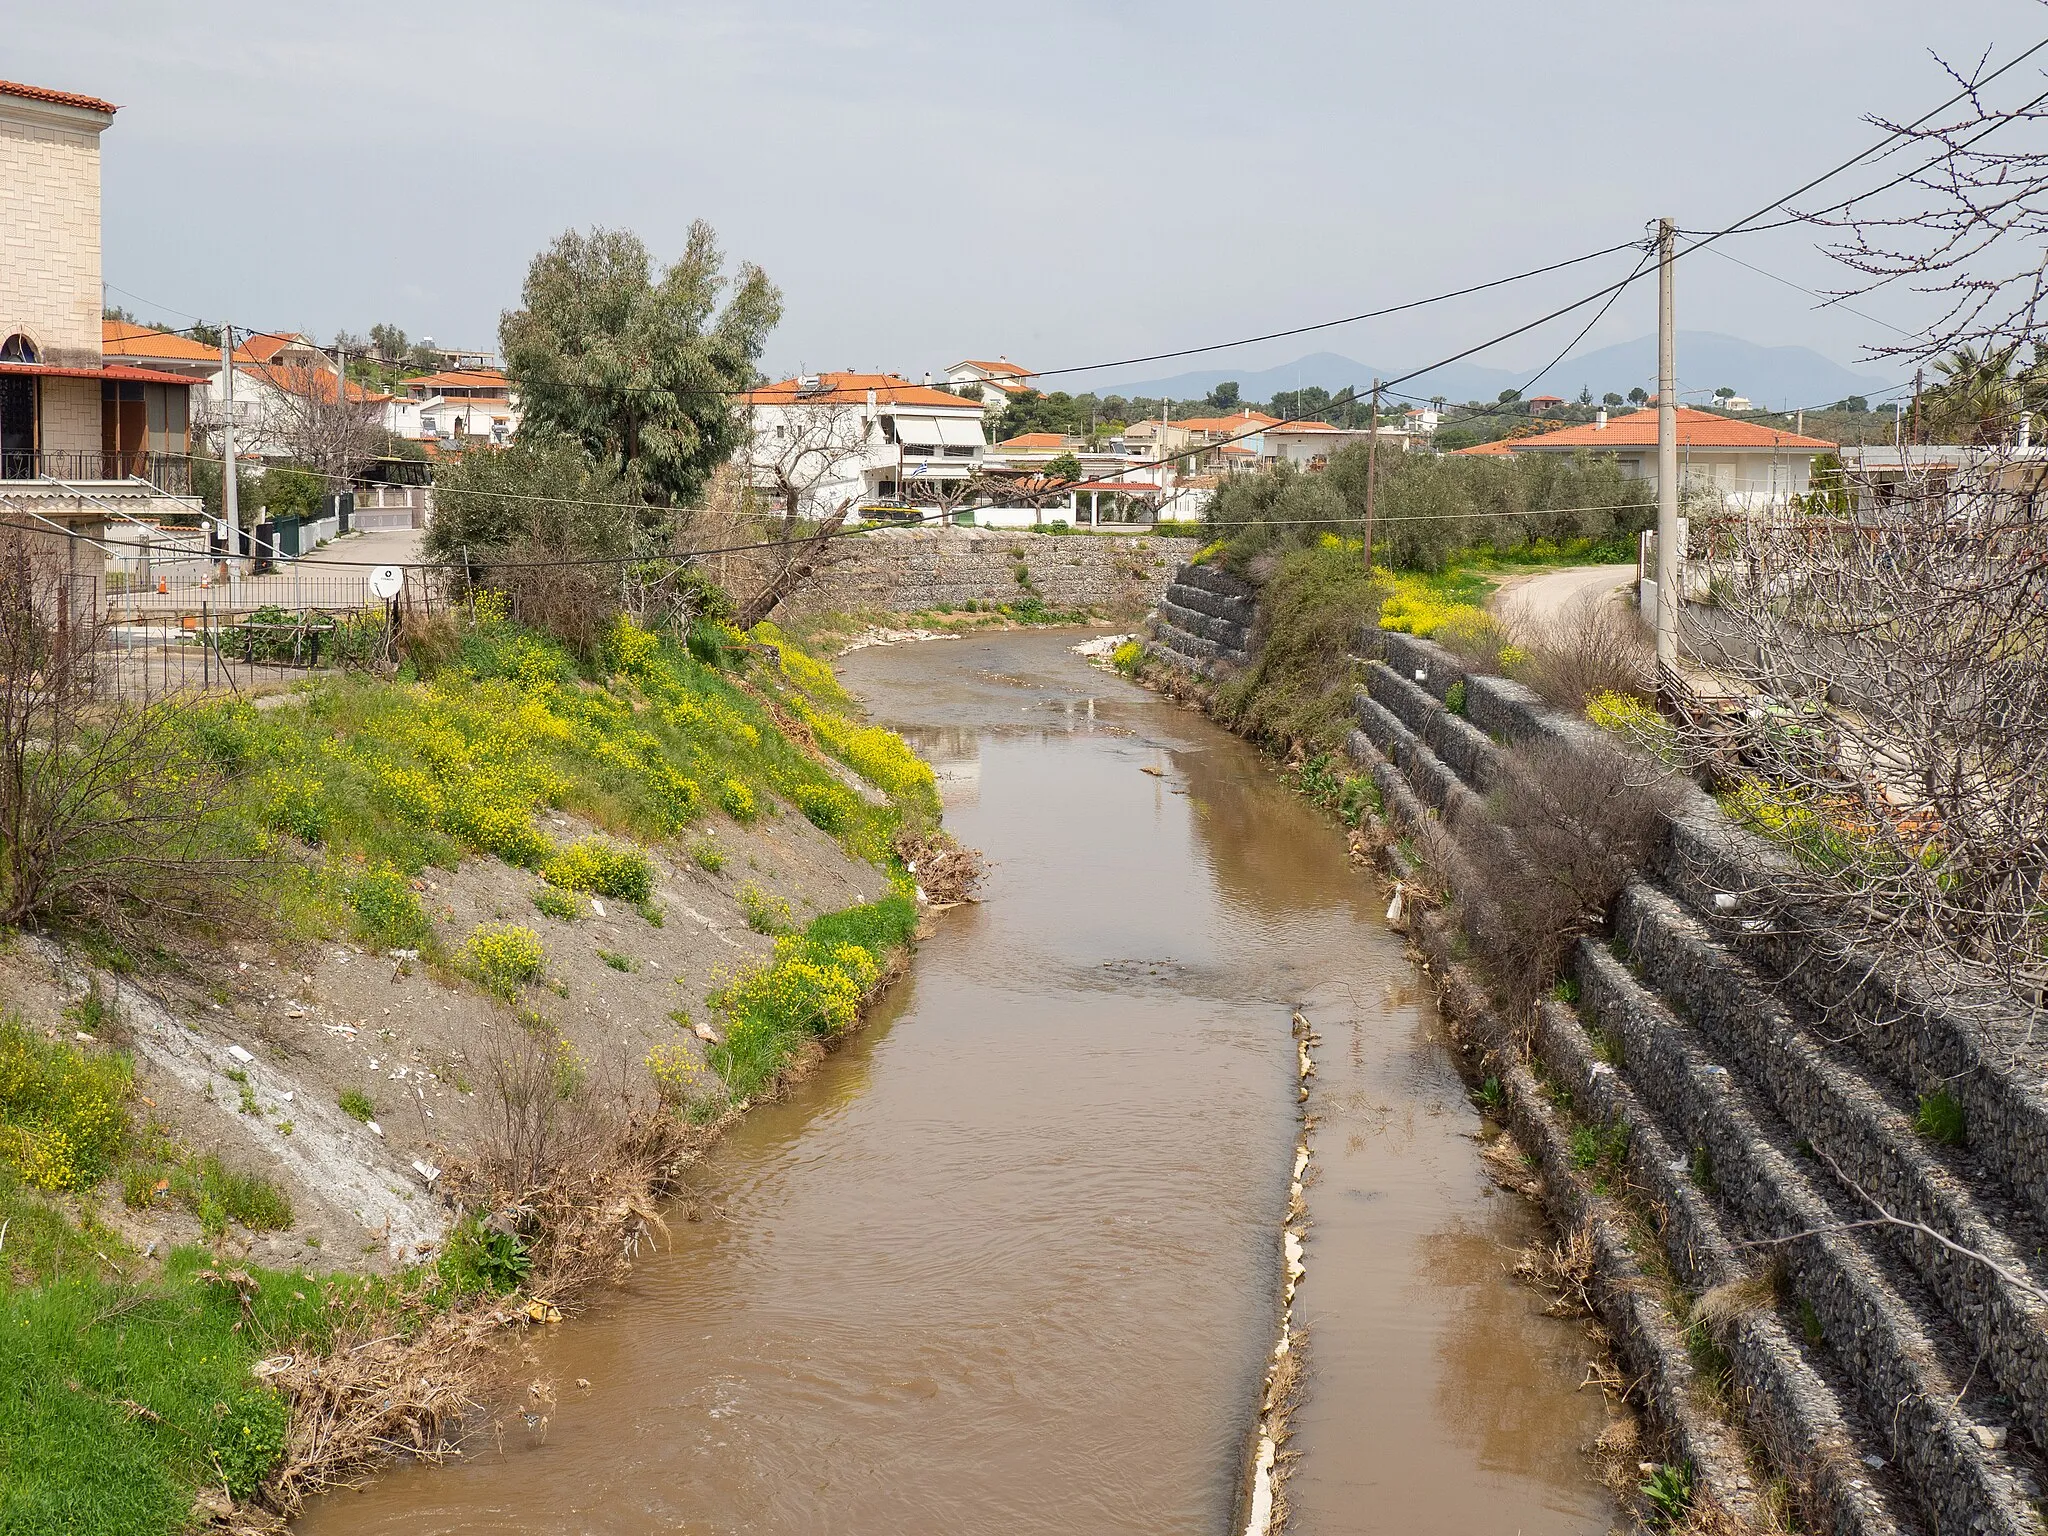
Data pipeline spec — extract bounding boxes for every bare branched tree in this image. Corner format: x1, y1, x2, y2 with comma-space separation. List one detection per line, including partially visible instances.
1815, 41, 2048, 363
728, 404, 875, 628
0, 532, 250, 932
1681, 457, 2048, 1010
255, 358, 388, 486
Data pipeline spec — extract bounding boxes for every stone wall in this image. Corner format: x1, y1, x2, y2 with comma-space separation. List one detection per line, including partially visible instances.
1148, 562, 1256, 677
1143, 561, 2048, 1536
0, 97, 108, 367
789, 528, 1198, 617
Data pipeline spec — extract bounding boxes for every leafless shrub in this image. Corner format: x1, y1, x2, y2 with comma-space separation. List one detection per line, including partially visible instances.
1484, 736, 1678, 1005
474, 1027, 591, 1197
0, 533, 253, 932
1685, 462, 2048, 1011
1509, 590, 1655, 712
1811, 41, 2048, 365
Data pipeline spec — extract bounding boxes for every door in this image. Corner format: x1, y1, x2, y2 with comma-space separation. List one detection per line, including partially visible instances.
0, 375, 35, 478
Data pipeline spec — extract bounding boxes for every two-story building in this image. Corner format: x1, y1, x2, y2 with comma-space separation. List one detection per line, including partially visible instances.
0, 78, 201, 559
944, 357, 1035, 409
743, 372, 989, 520
387, 368, 518, 444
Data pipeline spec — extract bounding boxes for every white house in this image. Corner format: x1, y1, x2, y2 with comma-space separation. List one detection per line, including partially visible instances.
1262, 420, 1389, 467
1503, 406, 1835, 508
743, 372, 989, 521
389, 368, 518, 445
944, 357, 1035, 409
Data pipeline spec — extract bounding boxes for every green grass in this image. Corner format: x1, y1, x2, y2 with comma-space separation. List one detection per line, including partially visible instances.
532, 886, 581, 921
1913, 1089, 1967, 1147
337, 1088, 374, 1123
0, 1248, 419, 1532
597, 949, 638, 973
708, 891, 918, 1103
177, 613, 929, 951
737, 882, 792, 935
688, 839, 726, 873
121, 1143, 293, 1239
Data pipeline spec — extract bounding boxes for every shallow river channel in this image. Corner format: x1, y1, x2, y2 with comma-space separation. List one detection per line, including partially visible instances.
300, 627, 1617, 1535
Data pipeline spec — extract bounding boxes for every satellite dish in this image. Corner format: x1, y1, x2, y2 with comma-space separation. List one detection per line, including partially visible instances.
367, 565, 405, 601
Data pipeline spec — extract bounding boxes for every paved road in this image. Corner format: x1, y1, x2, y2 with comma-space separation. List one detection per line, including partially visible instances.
1488, 562, 1637, 626
115, 526, 427, 614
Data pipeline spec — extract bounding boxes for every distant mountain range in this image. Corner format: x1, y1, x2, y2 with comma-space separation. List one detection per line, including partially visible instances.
1093, 332, 1902, 413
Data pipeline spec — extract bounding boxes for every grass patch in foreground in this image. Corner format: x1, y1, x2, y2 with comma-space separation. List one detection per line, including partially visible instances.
708, 890, 918, 1102
0, 1249, 409, 1534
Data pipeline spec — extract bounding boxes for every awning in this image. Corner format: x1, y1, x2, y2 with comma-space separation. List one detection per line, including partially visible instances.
892, 415, 940, 449
933, 415, 983, 448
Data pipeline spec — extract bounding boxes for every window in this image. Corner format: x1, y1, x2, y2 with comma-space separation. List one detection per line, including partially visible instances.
0, 334, 38, 364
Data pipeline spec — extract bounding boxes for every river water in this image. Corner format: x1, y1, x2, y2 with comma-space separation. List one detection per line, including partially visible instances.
300, 628, 1616, 1535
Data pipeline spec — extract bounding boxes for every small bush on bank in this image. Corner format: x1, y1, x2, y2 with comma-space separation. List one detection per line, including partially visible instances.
543, 838, 654, 903
463, 923, 547, 998
709, 892, 914, 1101
533, 886, 582, 921
1213, 538, 1385, 752
339, 860, 435, 951
1507, 590, 1653, 713
338, 1088, 375, 1122
718, 777, 759, 822
437, 1212, 531, 1297
1483, 737, 1678, 1007
0, 1015, 130, 1193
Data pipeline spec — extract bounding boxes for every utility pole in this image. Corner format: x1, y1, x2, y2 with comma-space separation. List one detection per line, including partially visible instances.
1910, 366, 1924, 447
219, 323, 240, 581
1655, 218, 1679, 685
1363, 377, 1382, 570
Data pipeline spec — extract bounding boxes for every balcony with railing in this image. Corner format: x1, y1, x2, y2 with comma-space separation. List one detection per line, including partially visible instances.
0, 450, 192, 495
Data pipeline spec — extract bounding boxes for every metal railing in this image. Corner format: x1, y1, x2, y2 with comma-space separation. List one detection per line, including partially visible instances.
0, 450, 193, 494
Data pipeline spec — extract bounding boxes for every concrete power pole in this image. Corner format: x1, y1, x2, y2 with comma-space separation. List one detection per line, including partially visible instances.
1655, 217, 1679, 685
1363, 378, 1382, 569
220, 324, 240, 579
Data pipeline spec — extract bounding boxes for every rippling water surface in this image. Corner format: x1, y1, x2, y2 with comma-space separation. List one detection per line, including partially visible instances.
298, 628, 1615, 1535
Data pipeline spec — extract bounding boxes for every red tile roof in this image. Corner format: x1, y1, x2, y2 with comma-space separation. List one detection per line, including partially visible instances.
1507, 406, 1835, 452
1453, 438, 1518, 456
0, 362, 195, 386
746, 372, 982, 410
1267, 419, 1341, 432
0, 79, 117, 116
239, 362, 392, 404
405, 369, 508, 392
232, 332, 312, 366
996, 432, 1070, 450
958, 358, 1033, 378
103, 320, 220, 363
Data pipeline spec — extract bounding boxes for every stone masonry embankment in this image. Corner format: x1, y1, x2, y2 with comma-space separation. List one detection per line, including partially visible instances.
790, 527, 1198, 616
1147, 561, 1256, 676
1145, 559, 2048, 1536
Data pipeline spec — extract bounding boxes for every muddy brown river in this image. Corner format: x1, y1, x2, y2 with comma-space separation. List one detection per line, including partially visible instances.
300, 628, 1617, 1535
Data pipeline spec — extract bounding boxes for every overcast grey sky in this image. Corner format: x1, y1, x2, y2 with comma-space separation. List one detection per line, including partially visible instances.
8, 1, 2040, 388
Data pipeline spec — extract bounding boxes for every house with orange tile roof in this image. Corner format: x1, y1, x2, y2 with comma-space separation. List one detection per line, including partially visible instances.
944, 356, 1035, 408
390, 368, 518, 445
1501, 406, 1836, 507
0, 78, 202, 546
742, 372, 990, 522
